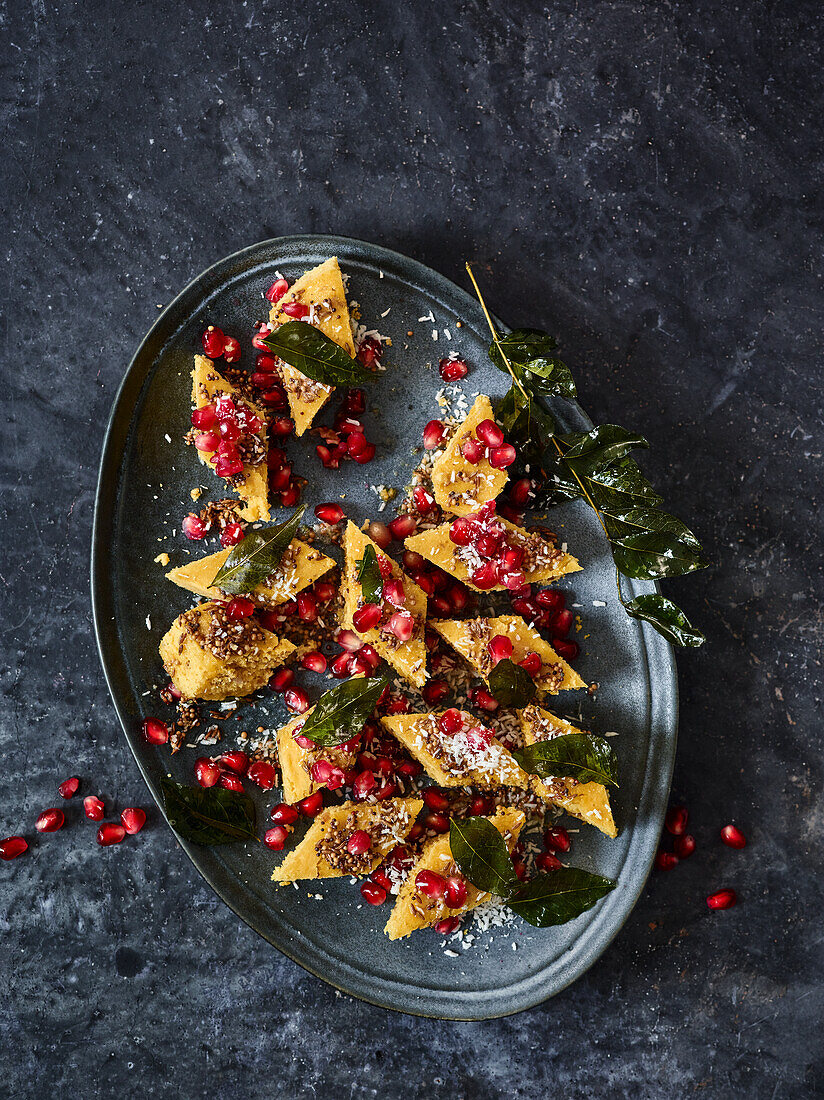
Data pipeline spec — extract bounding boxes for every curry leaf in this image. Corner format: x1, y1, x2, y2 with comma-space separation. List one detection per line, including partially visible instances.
489, 329, 577, 399
356, 544, 383, 604
263, 320, 373, 387
298, 674, 391, 748
513, 732, 619, 787
211, 506, 305, 594
449, 816, 518, 896
487, 658, 537, 708
507, 868, 616, 927
622, 594, 705, 647
161, 778, 256, 845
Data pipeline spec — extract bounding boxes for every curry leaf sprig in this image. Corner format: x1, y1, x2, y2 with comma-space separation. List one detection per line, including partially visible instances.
465, 264, 707, 649
449, 817, 615, 927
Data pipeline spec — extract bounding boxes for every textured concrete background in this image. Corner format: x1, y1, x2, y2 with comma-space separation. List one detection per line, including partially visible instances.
1, 1, 822, 1096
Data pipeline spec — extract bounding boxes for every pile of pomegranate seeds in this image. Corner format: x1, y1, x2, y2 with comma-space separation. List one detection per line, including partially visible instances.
455, 418, 517, 471
399, 550, 474, 618
190, 394, 264, 482
315, 385, 380, 470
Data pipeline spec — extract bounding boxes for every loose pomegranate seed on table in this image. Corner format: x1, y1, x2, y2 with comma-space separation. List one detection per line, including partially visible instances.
301, 651, 327, 674
314, 502, 345, 524
97, 823, 126, 847
265, 278, 289, 303
553, 638, 579, 661
360, 880, 387, 906
84, 795, 105, 821
674, 833, 696, 859
143, 717, 169, 744
121, 807, 146, 835
181, 514, 207, 540
0, 836, 27, 860
655, 850, 679, 871
58, 777, 80, 799
264, 826, 289, 851
269, 668, 295, 692
422, 679, 449, 705
201, 325, 225, 357
222, 335, 241, 362
270, 804, 299, 826
707, 889, 737, 910
665, 805, 689, 836
35, 808, 65, 833
285, 688, 310, 714
720, 824, 747, 849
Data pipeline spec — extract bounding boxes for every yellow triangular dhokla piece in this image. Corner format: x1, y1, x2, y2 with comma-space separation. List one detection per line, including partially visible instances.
380, 711, 529, 790
158, 601, 295, 701
518, 705, 617, 838
272, 797, 424, 885
430, 395, 509, 516
341, 521, 428, 689
165, 539, 334, 607
276, 710, 360, 804
191, 355, 270, 522
404, 515, 581, 592
384, 808, 525, 940
268, 257, 357, 436
431, 614, 586, 696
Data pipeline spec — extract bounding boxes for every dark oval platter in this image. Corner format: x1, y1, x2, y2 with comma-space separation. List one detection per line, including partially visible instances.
91, 234, 677, 1019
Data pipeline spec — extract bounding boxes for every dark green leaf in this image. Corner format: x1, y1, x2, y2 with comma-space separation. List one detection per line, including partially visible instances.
497, 385, 557, 489
513, 732, 619, 787
489, 329, 577, 399
161, 778, 256, 845
560, 425, 650, 473
622, 594, 705, 647
299, 674, 390, 748
548, 454, 662, 512
356, 544, 383, 604
263, 320, 373, 387
211, 506, 305, 594
449, 816, 518, 896
609, 510, 709, 578
507, 868, 615, 927
487, 658, 537, 708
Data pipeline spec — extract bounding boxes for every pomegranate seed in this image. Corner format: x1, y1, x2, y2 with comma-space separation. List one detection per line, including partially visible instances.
537, 851, 563, 871
220, 522, 245, 548
256, 352, 277, 372
220, 751, 249, 775
389, 514, 417, 540
721, 824, 747, 849
357, 335, 382, 366
359, 644, 381, 670
544, 826, 571, 852
470, 562, 499, 590
281, 300, 309, 319
367, 521, 392, 549
655, 850, 679, 871
371, 868, 393, 892
298, 791, 324, 817
314, 502, 345, 524
270, 464, 292, 491
215, 453, 244, 478
0, 836, 27, 860
469, 795, 491, 816
360, 880, 387, 905
58, 777, 80, 799
191, 403, 218, 429
413, 486, 436, 513
219, 773, 245, 793
347, 830, 372, 856
665, 805, 689, 836
674, 833, 696, 859
434, 916, 461, 934
423, 420, 446, 449
353, 603, 382, 632
264, 826, 289, 851
473, 689, 499, 713
97, 823, 126, 847
201, 325, 225, 357
330, 652, 353, 679
512, 858, 527, 880
279, 484, 302, 508
383, 578, 407, 608
300, 650, 327, 675
84, 795, 105, 820
429, 595, 448, 615
193, 430, 219, 452
252, 327, 272, 351
460, 437, 485, 464
270, 803, 299, 826
248, 761, 278, 790
439, 708, 463, 735
337, 629, 363, 653
449, 584, 469, 611
448, 517, 475, 545
310, 759, 334, 785
265, 277, 289, 303
551, 608, 574, 638
519, 652, 542, 675
510, 478, 533, 506
271, 416, 295, 437
422, 679, 449, 706
385, 610, 414, 642
352, 770, 377, 799
444, 876, 468, 908
707, 889, 737, 910
536, 588, 564, 611
397, 760, 423, 778
374, 778, 398, 801
422, 788, 450, 812
269, 667, 295, 692
416, 869, 447, 899
424, 811, 450, 833
553, 638, 579, 661
346, 430, 368, 456
353, 442, 376, 464
476, 419, 504, 447
297, 592, 318, 622
285, 688, 310, 714
194, 757, 221, 788
121, 807, 146, 835
226, 596, 255, 621
182, 513, 207, 540
487, 634, 513, 665
439, 357, 469, 382
222, 335, 241, 363
142, 717, 169, 745
35, 808, 65, 833
489, 444, 517, 469
314, 581, 337, 602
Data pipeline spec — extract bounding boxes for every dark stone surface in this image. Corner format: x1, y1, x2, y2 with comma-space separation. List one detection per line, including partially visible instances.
1, 1, 821, 1096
